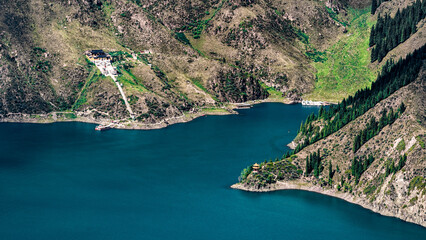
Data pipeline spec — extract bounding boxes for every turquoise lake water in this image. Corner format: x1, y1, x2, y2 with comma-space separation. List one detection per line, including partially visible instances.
0, 103, 425, 239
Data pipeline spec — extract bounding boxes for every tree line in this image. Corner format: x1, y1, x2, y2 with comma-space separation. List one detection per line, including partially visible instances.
353, 103, 406, 153
305, 149, 322, 178
294, 44, 425, 155
370, 0, 426, 62
351, 155, 375, 184
328, 160, 334, 185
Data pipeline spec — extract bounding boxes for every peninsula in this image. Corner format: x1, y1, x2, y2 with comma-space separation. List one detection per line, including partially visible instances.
233, 46, 426, 227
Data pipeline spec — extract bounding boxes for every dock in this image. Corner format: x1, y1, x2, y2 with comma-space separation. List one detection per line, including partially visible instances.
234, 103, 253, 109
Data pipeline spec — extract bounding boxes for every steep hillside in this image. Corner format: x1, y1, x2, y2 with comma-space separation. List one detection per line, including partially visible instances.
305, 0, 426, 102
233, 49, 426, 227
303, 7, 377, 102
0, 0, 373, 127
375, 0, 426, 66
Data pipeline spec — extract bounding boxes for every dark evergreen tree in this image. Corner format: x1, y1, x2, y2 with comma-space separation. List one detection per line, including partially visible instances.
371, 0, 378, 14
305, 151, 322, 177
369, 25, 376, 47
385, 154, 407, 176
370, 1, 425, 62
305, 156, 310, 176
351, 155, 375, 183
397, 154, 407, 170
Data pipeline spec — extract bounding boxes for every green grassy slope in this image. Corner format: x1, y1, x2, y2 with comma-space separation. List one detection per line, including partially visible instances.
304, 8, 377, 102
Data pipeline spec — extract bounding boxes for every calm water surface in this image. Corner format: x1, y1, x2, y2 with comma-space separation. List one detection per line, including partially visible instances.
0, 103, 424, 239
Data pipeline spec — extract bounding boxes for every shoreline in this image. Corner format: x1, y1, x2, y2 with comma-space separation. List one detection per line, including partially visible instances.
3, 96, 423, 228
231, 181, 426, 228
286, 141, 297, 149
0, 109, 231, 130
0, 97, 299, 130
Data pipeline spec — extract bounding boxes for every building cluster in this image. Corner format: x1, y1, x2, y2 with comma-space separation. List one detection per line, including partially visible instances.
86, 50, 117, 76
301, 100, 330, 106
86, 50, 111, 62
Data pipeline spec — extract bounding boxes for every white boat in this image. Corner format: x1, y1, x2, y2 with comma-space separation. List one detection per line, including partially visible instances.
95, 125, 111, 131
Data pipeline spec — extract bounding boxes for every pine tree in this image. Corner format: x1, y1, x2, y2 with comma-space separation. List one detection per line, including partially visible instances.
369, 26, 376, 47
371, 0, 378, 14
398, 102, 406, 113
305, 156, 309, 176
371, 46, 378, 62
299, 121, 304, 134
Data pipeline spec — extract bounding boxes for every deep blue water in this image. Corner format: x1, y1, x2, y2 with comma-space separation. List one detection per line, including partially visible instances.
0, 103, 424, 239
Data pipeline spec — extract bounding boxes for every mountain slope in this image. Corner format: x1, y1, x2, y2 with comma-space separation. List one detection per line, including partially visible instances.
0, 0, 373, 126
233, 49, 426, 227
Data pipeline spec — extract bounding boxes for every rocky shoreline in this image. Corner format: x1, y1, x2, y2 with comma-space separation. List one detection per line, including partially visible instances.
0, 98, 295, 130
286, 141, 297, 149
0, 109, 231, 130
231, 181, 426, 228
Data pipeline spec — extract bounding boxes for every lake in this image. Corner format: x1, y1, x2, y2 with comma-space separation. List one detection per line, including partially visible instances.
0, 103, 424, 239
